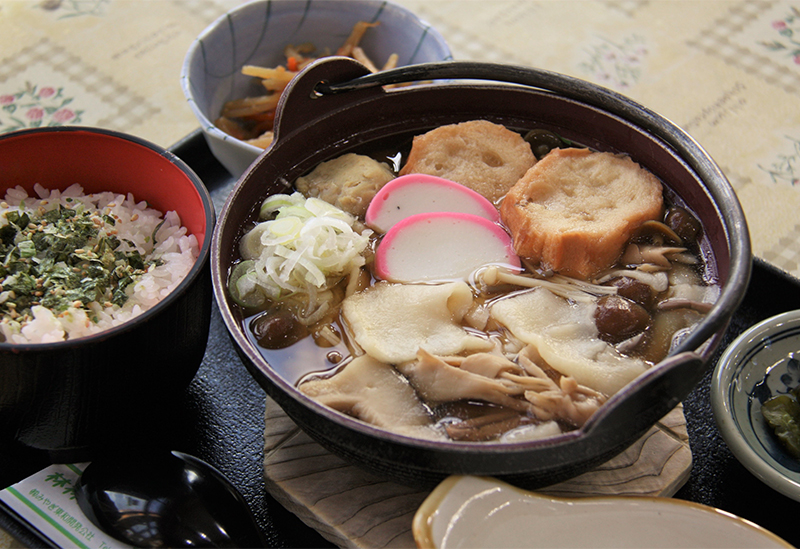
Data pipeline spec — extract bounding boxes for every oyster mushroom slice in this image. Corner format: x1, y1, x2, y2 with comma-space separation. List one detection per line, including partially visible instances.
341, 280, 493, 365
396, 349, 532, 412
401, 347, 604, 440
489, 287, 648, 396
298, 354, 437, 438
515, 347, 606, 427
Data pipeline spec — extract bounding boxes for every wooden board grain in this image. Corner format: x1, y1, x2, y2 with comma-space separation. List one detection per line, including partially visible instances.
263, 398, 691, 549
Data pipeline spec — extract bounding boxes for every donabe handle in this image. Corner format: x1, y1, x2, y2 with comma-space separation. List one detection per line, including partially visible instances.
315, 60, 642, 116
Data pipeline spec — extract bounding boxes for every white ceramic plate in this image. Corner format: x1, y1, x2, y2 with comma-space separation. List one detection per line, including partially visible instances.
413, 476, 790, 549
712, 309, 800, 502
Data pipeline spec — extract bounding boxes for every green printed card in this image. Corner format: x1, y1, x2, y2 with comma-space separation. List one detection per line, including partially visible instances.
0, 463, 130, 549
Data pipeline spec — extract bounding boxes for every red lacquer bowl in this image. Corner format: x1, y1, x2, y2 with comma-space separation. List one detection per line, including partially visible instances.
0, 127, 215, 462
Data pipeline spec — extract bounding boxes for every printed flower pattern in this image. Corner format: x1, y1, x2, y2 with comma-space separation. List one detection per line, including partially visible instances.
578, 34, 647, 90
759, 135, 800, 186
0, 83, 83, 134
761, 6, 800, 64
39, 0, 109, 19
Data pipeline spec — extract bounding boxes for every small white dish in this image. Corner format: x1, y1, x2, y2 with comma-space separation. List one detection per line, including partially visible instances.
712, 309, 800, 502
413, 476, 790, 549
181, 0, 452, 178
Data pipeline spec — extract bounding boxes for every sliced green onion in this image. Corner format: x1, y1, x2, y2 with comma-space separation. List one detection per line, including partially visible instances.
237, 192, 371, 301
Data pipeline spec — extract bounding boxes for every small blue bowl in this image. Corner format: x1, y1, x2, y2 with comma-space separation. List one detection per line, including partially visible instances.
712, 310, 800, 501
181, 0, 452, 178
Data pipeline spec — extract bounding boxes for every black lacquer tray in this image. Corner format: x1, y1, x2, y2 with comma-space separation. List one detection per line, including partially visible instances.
2, 130, 798, 548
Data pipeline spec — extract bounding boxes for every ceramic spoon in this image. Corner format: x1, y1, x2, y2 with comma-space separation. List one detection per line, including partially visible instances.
75, 450, 266, 548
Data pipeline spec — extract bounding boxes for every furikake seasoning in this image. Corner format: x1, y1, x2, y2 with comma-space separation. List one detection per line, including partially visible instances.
0, 196, 162, 329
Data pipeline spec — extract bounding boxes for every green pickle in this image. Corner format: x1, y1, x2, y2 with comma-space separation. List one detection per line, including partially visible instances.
761, 388, 800, 458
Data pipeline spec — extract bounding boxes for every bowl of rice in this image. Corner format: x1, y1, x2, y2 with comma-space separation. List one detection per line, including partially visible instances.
0, 127, 215, 462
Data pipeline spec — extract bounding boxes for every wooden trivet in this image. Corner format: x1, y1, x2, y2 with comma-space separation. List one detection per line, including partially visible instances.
263, 398, 691, 549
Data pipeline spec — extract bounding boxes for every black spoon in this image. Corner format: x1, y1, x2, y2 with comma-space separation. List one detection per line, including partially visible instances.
75, 450, 266, 548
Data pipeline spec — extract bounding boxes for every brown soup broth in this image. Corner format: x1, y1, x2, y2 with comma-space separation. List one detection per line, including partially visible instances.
235, 126, 716, 407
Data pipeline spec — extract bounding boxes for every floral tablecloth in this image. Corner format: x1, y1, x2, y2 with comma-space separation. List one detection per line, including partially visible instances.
2, 0, 800, 274
1, 0, 800, 544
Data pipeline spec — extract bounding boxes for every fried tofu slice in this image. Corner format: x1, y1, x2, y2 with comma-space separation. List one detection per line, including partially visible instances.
399, 120, 537, 203
500, 148, 663, 279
